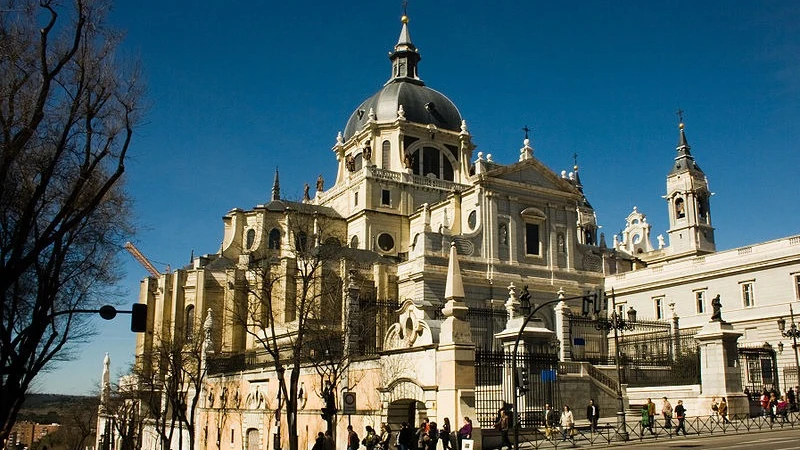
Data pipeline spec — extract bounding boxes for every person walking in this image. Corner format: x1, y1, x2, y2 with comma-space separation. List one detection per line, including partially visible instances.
440, 418, 451, 450
787, 387, 797, 412
457, 417, 472, 450
674, 400, 688, 435
646, 398, 656, 434
363, 426, 378, 450
379, 423, 392, 450
347, 425, 360, 450
543, 403, 556, 440
641, 404, 653, 435
718, 397, 730, 424
398, 423, 414, 450
312, 432, 325, 450
495, 409, 512, 450
560, 404, 575, 442
426, 422, 439, 450
586, 399, 600, 432
661, 397, 673, 430
323, 431, 334, 450
711, 396, 720, 421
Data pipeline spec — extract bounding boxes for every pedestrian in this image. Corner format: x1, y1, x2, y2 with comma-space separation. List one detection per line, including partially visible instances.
441, 418, 451, 450
560, 404, 575, 441
661, 397, 673, 429
457, 417, 472, 450
543, 403, 556, 440
759, 391, 770, 418
495, 409, 512, 450
640, 404, 652, 435
788, 387, 797, 412
416, 421, 427, 450
646, 398, 656, 433
323, 431, 334, 450
768, 392, 778, 423
777, 395, 789, 423
586, 398, 600, 432
711, 396, 719, 421
347, 425, 360, 450
398, 422, 414, 450
674, 400, 688, 436
718, 397, 730, 424
426, 422, 439, 450
312, 432, 325, 450
379, 423, 392, 450
363, 426, 378, 450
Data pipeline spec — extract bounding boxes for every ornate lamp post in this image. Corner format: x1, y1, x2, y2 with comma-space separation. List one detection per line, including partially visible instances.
777, 304, 800, 379
592, 289, 636, 441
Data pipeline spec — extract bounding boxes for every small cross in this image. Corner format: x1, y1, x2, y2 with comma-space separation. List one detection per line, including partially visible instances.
522, 125, 530, 140
676, 108, 684, 124
573, 153, 579, 167
402, 0, 408, 16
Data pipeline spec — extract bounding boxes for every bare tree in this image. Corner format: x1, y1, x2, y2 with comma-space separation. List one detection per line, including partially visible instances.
132, 330, 205, 450
0, 0, 142, 441
230, 207, 363, 450
102, 377, 144, 450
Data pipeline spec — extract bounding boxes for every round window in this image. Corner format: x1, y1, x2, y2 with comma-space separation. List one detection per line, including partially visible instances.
468, 210, 477, 230
377, 233, 395, 252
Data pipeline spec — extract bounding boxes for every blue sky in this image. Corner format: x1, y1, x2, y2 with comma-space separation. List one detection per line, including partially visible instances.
35, 0, 800, 395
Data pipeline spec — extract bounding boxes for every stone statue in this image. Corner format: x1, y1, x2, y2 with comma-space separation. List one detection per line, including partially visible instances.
711, 294, 723, 321
303, 183, 310, 201
316, 175, 324, 191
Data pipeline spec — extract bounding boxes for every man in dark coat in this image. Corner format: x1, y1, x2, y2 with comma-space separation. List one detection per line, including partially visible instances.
586, 399, 600, 432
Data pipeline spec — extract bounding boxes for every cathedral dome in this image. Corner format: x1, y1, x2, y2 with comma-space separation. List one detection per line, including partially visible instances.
342, 15, 462, 142
343, 81, 462, 141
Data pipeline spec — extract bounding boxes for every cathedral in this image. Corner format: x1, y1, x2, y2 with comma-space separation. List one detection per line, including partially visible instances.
110, 11, 800, 450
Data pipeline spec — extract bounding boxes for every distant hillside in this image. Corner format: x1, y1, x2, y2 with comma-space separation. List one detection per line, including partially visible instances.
18, 394, 98, 424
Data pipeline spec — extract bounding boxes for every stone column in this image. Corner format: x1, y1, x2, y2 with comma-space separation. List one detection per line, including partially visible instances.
555, 301, 572, 362
696, 319, 748, 416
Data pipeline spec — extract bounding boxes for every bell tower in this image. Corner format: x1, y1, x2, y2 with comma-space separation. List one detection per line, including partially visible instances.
665, 116, 715, 257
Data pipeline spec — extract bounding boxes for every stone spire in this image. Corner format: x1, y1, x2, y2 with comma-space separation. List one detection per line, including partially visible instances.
670, 119, 704, 175
271, 168, 280, 201
100, 353, 110, 407
444, 242, 464, 300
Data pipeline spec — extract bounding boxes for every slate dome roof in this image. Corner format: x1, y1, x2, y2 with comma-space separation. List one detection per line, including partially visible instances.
342, 15, 462, 142
343, 81, 462, 141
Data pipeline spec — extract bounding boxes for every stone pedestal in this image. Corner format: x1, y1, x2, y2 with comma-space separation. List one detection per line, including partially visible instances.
696, 320, 748, 416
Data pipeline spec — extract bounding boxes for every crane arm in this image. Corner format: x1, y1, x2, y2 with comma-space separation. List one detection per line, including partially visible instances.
124, 242, 161, 278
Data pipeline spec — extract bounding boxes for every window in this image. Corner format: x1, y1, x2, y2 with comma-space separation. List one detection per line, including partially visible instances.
377, 233, 395, 252
695, 290, 706, 314
741, 282, 755, 307
350, 235, 359, 249
410, 147, 455, 181
295, 231, 308, 251
381, 140, 390, 169
268, 228, 280, 249
654, 297, 664, 319
246, 228, 256, 249
381, 189, 391, 206
525, 223, 540, 255
354, 191, 358, 206
185, 305, 195, 342
794, 274, 800, 300
675, 198, 685, 219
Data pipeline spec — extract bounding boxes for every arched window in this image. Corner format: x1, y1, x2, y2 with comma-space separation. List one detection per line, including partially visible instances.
268, 228, 280, 249
675, 198, 686, 219
295, 231, 308, 251
350, 235, 359, 249
245, 228, 256, 249
410, 146, 455, 181
185, 305, 195, 342
381, 140, 391, 169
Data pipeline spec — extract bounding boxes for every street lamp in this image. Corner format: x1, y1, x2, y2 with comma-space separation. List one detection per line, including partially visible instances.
777, 304, 800, 378
592, 289, 635, 441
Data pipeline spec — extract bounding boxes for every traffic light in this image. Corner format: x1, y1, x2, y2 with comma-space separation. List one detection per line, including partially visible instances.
516, 366, 529, 393
130, 303, 148, 332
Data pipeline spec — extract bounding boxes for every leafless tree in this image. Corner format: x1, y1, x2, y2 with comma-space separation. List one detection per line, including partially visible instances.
0, 0, 142, 441
131, 329, 205, 450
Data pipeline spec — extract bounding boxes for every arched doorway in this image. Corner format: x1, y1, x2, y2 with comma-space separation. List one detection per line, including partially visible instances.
387, 399, 427, 430
246, 428, 260, 450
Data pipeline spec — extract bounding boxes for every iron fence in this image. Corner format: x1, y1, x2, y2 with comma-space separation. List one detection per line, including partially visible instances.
522, 411, 799, 448
356, 298, 400, 356
739, 343, 779, 394
475, 349, 560, 429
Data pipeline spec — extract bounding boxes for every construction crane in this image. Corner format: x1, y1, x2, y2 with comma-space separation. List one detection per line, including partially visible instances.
124, 242, 163, 278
